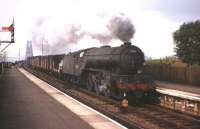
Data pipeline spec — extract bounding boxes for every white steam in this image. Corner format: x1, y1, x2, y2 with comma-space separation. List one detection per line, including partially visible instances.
31, 14, 135, 55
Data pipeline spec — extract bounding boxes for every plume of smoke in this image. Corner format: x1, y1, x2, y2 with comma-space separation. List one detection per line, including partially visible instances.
31, 14, 136, 55
88, 14, 135, 43
32, 20, 85, 55
89, 32, 112, 44
63, 25, 85, 43
107, 14, 135, 42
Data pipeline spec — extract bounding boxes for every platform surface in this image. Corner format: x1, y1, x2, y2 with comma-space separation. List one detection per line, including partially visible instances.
0, 68, 125, 129
156, 80, 200, 94
0, 68, 93, 129
0, 69, 92, 129
156, 81, 200, 101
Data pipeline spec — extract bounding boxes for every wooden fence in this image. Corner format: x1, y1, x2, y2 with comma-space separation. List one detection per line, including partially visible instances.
144, 64, 200, 86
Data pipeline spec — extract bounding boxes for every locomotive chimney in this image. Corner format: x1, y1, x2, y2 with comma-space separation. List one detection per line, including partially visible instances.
123, 42, 131, 46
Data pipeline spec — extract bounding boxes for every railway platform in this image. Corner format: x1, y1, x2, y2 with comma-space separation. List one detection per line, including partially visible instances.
0, 68, 126, 129
155, 81, 200, 117
156, 80, 200, 94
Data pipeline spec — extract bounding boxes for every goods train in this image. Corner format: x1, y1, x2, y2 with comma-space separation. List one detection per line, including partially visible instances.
26, 42, 156, 103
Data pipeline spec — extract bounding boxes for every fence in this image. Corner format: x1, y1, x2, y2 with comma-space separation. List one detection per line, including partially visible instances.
144, 64, 200, 86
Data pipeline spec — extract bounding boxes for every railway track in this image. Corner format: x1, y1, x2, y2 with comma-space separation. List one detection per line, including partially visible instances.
23, 67, 200, 129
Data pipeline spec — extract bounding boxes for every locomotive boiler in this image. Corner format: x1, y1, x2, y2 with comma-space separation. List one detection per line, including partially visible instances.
85, 42, 144, 74
62, 42, 144, 75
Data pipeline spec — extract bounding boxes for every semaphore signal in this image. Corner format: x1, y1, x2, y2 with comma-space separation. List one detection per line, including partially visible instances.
0, 19, 15, 52
0, 26, 14, 32
0, 19, 15, 43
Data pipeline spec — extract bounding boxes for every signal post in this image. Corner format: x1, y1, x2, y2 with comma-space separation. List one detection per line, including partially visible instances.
0, 19, 15, 73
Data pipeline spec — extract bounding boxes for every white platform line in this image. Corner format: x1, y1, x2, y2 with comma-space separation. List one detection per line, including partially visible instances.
156, 87, 200, 102
19, 68, 127, 129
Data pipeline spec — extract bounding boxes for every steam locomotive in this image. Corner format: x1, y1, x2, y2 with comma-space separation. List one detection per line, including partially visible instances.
26, 42, 155, 102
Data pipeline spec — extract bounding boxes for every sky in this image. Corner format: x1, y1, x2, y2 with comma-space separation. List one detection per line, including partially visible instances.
0, 0, 200, 61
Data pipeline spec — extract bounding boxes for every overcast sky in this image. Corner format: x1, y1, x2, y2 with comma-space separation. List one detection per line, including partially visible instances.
0, 0, 199, 61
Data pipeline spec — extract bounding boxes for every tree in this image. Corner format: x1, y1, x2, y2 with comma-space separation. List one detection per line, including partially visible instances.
173, 20, 200, 65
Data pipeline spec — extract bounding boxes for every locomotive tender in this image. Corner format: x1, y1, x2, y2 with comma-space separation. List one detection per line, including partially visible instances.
27, 42, 155, 102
